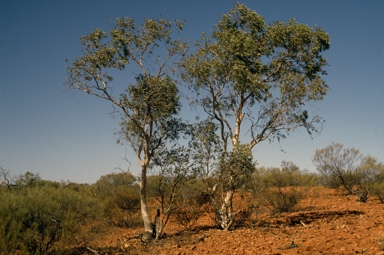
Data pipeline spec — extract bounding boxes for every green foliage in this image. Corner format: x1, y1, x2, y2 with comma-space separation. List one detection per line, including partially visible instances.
148, 146, 193, 200
101, 186, 141, 227
91, 172, 140, 227
123, 74, 180, 120
263, 187, 304, 213
188, 119, 222, 180
180, 178, 209, 202
363, 159, 384, 203
199, 143, 257, 230
249, 162, 313, 213
217, 143, 256, 192
0, 180, 100, 255
171, 178, 208, 230
118, 74, 185, 159
92, 172, 137, 199
254, 161, 318, 189
113, 186, 140, 212
370, 182, 384, 203
14, 171, 42, 188
66, 17, 187, 154
182, 3, 330, 150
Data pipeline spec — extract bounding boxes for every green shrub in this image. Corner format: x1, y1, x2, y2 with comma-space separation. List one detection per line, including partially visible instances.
102, 186, 141, 227
0, 184, 100, 255
149, 178, 206, 231
248, 162, 310, 214
370, 182, 384, 203
255, 162, 318, 189
113, 186, 140, 213
263, 187, 304, 213
91, 172, 141, 227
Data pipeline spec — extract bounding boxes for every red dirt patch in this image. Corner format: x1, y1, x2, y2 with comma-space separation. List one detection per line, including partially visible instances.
76, 188, 384, 255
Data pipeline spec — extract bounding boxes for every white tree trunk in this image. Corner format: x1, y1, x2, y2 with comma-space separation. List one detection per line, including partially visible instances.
218, 190, 234, 230
139, 168, 153, 233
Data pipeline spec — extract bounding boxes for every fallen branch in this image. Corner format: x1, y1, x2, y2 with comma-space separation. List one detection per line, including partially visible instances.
86, 246, 99, 255
125, 233, 144, 241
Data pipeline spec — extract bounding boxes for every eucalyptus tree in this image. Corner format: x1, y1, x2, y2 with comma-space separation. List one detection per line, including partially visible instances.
66, 18, 188, 234
182, 4, 330, 229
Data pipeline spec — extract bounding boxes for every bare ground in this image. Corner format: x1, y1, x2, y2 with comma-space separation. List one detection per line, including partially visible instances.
74, 188, 384, 255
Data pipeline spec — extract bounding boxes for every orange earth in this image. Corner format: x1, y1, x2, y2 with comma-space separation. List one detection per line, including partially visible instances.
74, 187, 384, 255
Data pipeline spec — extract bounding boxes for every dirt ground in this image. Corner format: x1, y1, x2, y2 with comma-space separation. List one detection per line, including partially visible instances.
78, 188, 384, 255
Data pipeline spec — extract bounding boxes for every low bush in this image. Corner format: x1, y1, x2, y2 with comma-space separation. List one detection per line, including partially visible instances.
248, 162, 311, 214
90, 172, 141, 227
171, 179, 208, 231
0, 184, 101, 255
370, 183, 384, 203
102, 187, 141, 228
256, 162, 318, 188
263, 187, 304, 213
173, 199, 201, 230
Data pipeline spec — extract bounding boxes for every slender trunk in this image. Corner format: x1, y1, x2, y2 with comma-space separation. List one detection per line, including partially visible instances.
140, 165, 153, 233
339, 173, 353, 194
232, 102, 244, 146
222, 125, 239, 231
155, 208, 172, 239
232, 115, 242, 146
154, 208, 162, 239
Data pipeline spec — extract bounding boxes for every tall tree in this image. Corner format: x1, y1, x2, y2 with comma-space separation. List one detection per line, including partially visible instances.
182, 3, 330, 229
66, 17, 188, 234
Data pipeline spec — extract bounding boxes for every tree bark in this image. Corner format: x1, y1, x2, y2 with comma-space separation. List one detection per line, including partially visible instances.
154, 208, 161, 239
139, 166, 152, 233
219, 189, 234, 230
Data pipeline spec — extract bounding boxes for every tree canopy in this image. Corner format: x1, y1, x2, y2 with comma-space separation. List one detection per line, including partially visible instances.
182, 3, 330, 151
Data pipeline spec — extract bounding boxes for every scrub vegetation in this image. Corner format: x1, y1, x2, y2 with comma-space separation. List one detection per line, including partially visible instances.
1, 150, 384, 254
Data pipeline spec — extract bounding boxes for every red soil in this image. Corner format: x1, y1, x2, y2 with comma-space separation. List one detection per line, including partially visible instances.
80, 187, 384, 255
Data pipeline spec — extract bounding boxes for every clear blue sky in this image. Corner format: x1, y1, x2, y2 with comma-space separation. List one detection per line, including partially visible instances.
1, 0, 383, 183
